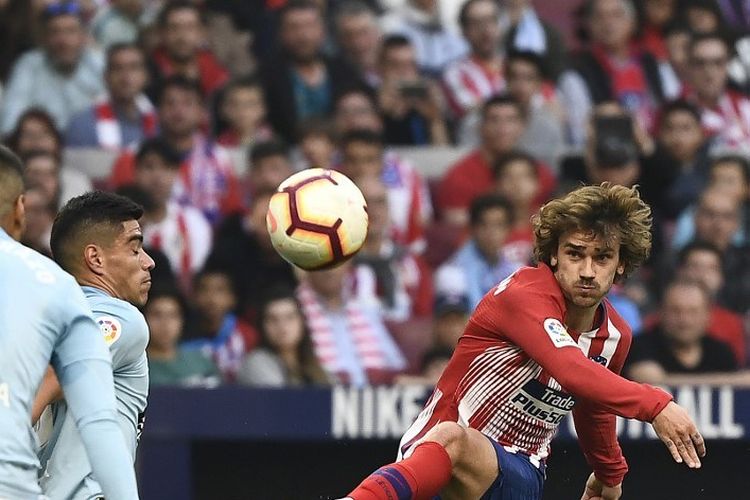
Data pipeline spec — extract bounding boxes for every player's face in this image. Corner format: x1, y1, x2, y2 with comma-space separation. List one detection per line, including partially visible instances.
105, 219, 155, 307
551, 230, 624, 310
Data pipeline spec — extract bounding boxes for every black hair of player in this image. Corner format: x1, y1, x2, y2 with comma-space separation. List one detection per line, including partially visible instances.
677, 240, 723, 267
469, 193, 515, 227
493, 150, 539, 180
157, 0, 207, 28
156, 75, 204, 107
710, 154, 750, 185
659, 98, 702, 125
340, 128, 385, 149
105, 42, 144, 71
135, 137, 183, 168
505, 50, 545, 78
50, 191, 144, 272
250, 139, 290, 166
458, 0, 497, 30
0, 145, 25, 217
480, 94, 523, 122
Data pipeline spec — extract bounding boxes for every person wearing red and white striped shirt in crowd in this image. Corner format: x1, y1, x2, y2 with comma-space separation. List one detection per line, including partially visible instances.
109, 76, 242, 225
684, 33, 750, 149
65, 43, 157, 149
131, 138, 212, 292
442, 0, 506, 144
341, 183, 705, 500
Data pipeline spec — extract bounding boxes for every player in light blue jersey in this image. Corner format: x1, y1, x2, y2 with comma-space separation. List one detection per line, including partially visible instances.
0, 146, 139, 500
33, 191, 154, 500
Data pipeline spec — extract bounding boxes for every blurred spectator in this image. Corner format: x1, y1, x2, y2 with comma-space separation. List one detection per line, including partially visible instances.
504, 50, 565, 171
500, 0, 568, 80
238, 287, 330, 387
216, 76, 273, 148
675, 240, 746, 364
443, 0, 505, 143
438, 194, 523, 309
246, 140, 294, 202
559, 0, 670, 146
296, 262, 406, 386
640, 99, 710, 219
4, 108, 92, 206
626, 279, 737, 383
334, 0, 383, 88
296, 118, 338, 169
21, 187, 55, 257
671, 154, 749, 247
352, 175, 433, 321
436, 95, 555, 226
635, 0, 677, 62
376, 35, 449, 145
146, 283, 221, 387
65, 43, 157, 149
684, 32, 750, 149
663, 20, 693, 85
110, 76, 242, 224
685, 186, 750, 313
339, 129, 433, 252
333, 87, 383, 135
681, 0, 727, 33
0, 0, 38, 83
0, 1, 105, 134
394, 345, 453, 385
22, 151, 62, 210
431, 267, 471, 350
150, 1, 229, 98
716, 0, 750, 32
381, 0, 468, 77
182, 267, 259, 382
90, 0, 150, 49
132, 138, 212, 290
493, 151, 539, 265
261, 0, 363, 142
208, 190, 298, 317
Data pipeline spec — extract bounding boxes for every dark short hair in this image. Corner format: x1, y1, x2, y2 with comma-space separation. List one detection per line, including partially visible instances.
278, 0, 320, 24
157, 0, 206, 28
135, 138, 183, 168
689, 31, 732, 56
481, 94, 522, 122
192, 265, 237, 297
222, 75, 263, 96
4, 108, 63, 157
710, 154, 750, 185
250, 139, 289, 166
340, 128, 384, 149
659, 98, 702, 125
458, 0, 497, 30
493, 151, 539, 180
156, 75, 204, 106
0, 145, 25, 218
50, 191, 144, 272
144, 280, 188, 317
505, 50, 545, 78
381, 34, 412, 54
469, 193, 514, 227
105, 42, 145, 71
677, 239, 723, 267
296, 117, 337, 143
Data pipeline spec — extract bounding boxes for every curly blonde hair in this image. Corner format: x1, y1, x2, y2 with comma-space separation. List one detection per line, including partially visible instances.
532, 183, 652, 281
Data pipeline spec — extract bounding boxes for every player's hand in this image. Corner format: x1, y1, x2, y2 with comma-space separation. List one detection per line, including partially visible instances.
652, 401, 706, 468
580, 473, 622, 500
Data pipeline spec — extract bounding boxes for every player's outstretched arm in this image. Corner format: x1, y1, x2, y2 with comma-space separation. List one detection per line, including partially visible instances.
651, 401, 706, 469
31, 366, 62, 425
580, 472, 622, 500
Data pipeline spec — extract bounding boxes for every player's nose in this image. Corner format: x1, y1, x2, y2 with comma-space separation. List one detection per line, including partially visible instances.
580, 257, 595, 278
142, 250, 156, 271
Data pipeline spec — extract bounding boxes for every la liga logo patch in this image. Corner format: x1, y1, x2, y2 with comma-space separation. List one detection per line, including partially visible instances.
543, 318, 578, 348
97, 316, 122, 345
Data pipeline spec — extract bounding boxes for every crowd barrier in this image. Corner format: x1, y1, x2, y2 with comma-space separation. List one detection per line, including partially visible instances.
139, 384, 750, 499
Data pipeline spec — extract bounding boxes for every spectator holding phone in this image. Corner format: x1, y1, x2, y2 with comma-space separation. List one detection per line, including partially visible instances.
376, 35, 449, 145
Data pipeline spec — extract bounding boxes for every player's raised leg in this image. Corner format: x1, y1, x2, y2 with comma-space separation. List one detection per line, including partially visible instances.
344, 422, 498, 500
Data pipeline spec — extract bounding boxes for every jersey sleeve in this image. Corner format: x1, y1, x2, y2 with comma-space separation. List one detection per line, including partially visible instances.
572, 331, 631, 487
471, 281, 672, 422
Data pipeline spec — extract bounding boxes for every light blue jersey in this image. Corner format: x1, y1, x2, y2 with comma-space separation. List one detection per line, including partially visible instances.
0, 229, 138, 500
40, 287, 149, 500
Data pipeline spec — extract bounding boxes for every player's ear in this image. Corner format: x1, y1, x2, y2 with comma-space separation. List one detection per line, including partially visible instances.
10, 194, 26, 241
83, 244, 105, 275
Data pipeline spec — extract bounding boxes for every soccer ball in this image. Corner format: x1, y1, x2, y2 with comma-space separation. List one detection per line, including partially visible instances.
266, 168, 369, 270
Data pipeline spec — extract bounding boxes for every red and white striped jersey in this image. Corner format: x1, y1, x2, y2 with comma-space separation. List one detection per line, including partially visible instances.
442, 56, 505, 118
398, 265, 671, 486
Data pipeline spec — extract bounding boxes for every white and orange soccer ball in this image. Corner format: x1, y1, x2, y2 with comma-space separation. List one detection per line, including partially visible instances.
266, 168, 369, 270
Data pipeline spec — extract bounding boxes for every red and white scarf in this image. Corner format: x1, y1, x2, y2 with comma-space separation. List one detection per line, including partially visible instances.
296, 282, 392, 382
94, 94, 158, 149
699, 90, 750, 148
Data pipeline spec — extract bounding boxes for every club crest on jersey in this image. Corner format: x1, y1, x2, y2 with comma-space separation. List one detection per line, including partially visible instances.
590, 355, 608, 366
97, 316, 122, 345
543, 318, 578, 348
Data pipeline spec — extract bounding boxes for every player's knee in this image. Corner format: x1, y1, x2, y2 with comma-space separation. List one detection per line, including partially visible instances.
425, 422, 471, 463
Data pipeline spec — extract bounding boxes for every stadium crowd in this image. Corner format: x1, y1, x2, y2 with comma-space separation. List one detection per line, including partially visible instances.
1, 0, 749, 389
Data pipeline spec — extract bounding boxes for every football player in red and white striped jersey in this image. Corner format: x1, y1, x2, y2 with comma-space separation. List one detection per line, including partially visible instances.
342, 183, 705, 500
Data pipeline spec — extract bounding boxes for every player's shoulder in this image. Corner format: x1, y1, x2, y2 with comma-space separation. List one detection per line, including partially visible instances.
84, 288, 147, 333
0, 236, 77, 290
602, 298, 633, 340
